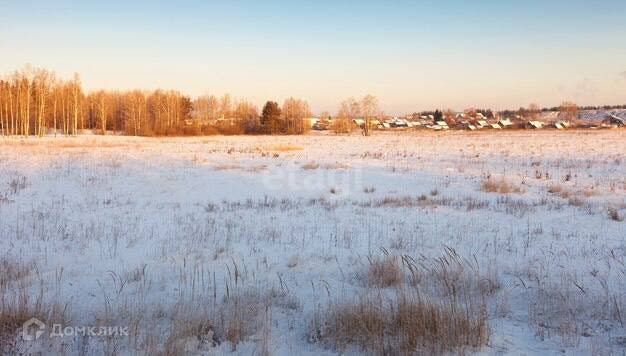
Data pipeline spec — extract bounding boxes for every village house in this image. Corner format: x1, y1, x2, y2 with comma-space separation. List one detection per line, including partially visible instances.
476, 120, 488, 128
602, 115, 625, 127
527, 121, 544, 129
497, 118, 513, 128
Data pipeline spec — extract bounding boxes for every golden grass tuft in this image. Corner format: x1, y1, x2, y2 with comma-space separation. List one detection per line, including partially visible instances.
480, 177, 523, 194
312, 294, 488, 355
267, 144, 304, 152
367, 256, 402, 288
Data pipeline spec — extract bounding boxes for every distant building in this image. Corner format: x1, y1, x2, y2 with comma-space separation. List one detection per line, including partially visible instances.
304, 117, 319, 128
602, 115, 625, 127
539, 111, 560, 121
498, 118, 513, 128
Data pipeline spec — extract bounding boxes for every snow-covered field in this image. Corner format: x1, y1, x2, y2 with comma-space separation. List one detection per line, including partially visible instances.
1, 131, 625, 355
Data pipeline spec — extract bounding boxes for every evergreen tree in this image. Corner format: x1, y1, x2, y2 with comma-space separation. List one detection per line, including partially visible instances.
433, 110, 443, 122
261, 101, 282, 134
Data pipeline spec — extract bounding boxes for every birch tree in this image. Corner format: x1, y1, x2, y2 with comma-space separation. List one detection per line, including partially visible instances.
95, 90, 108, 134
281, 97, 311, 134
360, 94, 378, 136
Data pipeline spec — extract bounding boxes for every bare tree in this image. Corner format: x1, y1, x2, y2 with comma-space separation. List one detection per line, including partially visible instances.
219, 94, 232, 120
193, 94, 221, 123
528, 103, 540, 120
33, 68, 53, 136
14, 68, 33, 136
443, 109, 456, 126
70, 73, 82, 135
0, 80, 6, 135
334, 98, 359, 134
282, 97, 311, 134
94, 90, 109, 134
122, 90, 147, 135
560, 101, 578, 121
360, 94, 378, 136
233, 99, 258, 120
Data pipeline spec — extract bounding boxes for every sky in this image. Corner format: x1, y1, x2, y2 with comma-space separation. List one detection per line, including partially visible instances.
1, 0, 626, 114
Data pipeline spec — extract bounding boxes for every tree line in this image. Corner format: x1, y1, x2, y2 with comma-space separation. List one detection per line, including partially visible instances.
0, 66, 318, 136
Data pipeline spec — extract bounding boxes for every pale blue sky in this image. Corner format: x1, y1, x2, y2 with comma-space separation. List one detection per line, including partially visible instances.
1, 0, 625, 113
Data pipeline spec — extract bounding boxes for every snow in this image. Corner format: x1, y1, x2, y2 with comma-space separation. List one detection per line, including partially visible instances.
1, 130, 625, 354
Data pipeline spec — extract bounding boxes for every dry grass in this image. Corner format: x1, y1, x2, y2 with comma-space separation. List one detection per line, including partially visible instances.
55, 140, 130, 149
245, 164, 268, 173
311, 249, 492, 354
321, 162, 350, 170
0, 258, 65, 353
582, 188, 599, 198
480, 177, 523, 194
7, 176, 27, 195
546, 184, 598, 210
164, 287, 276, 354
1, 132, 625, 354
267, 144, 304, 152
393, 296, 488, 353
567, 197, 585, 207
547, 183, 564, 194
0, 138, 132, 149
1, 259, 35, 344
547, 183, 573, 199
164, 316, 219, 355
363, 186, 376, 194
301, 162, 320, 170
528, 272, 626, 347
212, 163, 242, 171
1, 296, 42, 352
366, 195, 457, 209
608, 207, 624, 222
311, 293, 488, 355
367, 256, 402, 288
